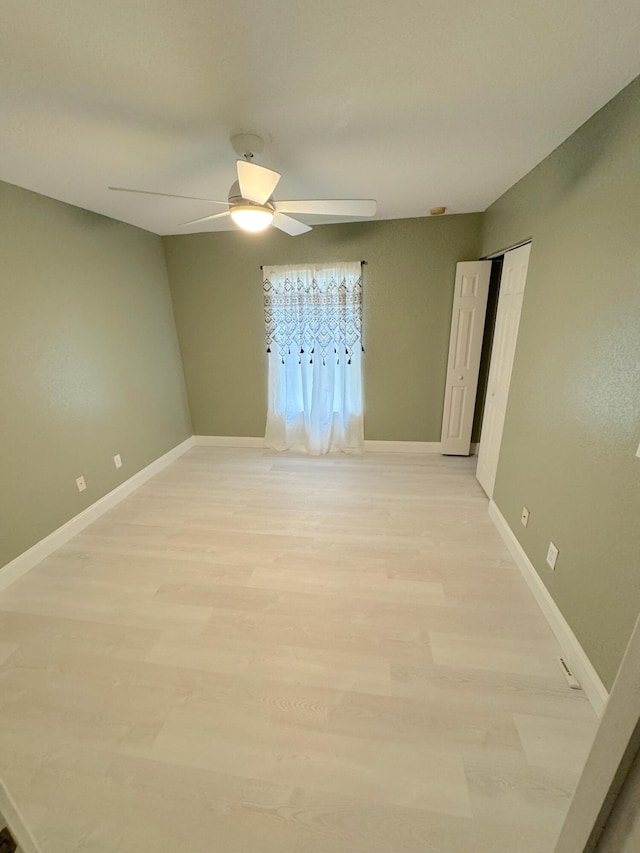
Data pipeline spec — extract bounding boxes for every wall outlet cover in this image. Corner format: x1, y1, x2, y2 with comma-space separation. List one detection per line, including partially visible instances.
114, 454, 122, 469
546, 541, 559, 570
521, 506, 530, 527
76, 475, 87, 493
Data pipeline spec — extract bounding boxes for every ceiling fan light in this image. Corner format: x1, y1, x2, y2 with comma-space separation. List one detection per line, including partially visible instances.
230, 205, 274, 232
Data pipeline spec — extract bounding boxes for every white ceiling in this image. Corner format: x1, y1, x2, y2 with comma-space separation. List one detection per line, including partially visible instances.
2, 0, 639, 235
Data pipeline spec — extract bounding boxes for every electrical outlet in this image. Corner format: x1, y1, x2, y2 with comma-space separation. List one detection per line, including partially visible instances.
546, 541, 559, 570
75, 475, 87, 493
521, 506, 530, 527
113, 454, 122, 469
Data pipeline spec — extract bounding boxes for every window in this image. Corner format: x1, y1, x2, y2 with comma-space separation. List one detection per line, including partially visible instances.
262, 262, 364, 455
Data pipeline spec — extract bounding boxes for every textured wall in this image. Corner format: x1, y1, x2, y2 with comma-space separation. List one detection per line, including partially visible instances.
163, 214, 482, 441
0, 182, 192, 568
482, 76, 640, 688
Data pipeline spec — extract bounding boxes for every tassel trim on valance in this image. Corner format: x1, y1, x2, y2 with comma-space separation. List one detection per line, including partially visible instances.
263, 266, 363, 363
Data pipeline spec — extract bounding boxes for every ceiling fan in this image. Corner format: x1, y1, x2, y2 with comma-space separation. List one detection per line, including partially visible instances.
109, 133, 377, 236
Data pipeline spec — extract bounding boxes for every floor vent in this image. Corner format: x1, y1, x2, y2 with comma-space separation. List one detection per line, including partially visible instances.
557, 656, 581, 690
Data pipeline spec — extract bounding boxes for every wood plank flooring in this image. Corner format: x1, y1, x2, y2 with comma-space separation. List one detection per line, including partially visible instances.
0, 448, 598, 853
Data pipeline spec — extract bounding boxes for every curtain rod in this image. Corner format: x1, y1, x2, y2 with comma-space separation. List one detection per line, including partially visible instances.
260, 261, 367, 270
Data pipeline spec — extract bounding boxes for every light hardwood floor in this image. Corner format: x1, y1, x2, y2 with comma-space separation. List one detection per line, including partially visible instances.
0, 448, 598, 853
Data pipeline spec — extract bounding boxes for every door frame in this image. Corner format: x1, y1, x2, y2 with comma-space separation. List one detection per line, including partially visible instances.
554, 610, 640, 851
0, 777, 42, 853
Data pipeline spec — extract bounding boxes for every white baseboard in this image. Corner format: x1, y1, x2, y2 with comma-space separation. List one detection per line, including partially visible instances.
0, 437, 195, 593
193, 435, 265, 448
488, 500, 608, 717
364, 440, 441, 453
192, 437, 446, 454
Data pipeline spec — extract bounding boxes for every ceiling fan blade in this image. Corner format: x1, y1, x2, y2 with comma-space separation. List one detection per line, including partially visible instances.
178, 211, 231, 227
108, 187, 229, 205
271, 212, 312, 236
275, 199, 377, 217
236, 160, 281, 204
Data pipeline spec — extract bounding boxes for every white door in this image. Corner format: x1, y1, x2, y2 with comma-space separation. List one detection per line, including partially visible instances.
440, 261, 492, 455
476, 242, 531, 497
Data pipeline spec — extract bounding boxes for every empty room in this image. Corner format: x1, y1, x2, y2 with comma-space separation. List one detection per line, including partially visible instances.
1, 2, 639, 852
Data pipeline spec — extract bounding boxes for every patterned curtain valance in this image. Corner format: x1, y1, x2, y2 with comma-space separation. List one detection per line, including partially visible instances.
263, 262, 363, 363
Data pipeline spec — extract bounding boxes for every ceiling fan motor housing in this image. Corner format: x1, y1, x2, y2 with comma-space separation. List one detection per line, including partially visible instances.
227, 179, 274, 210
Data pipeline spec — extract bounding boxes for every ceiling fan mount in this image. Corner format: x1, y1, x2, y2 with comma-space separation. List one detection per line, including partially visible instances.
229, 132, 265, 160
108, 133, 376, 236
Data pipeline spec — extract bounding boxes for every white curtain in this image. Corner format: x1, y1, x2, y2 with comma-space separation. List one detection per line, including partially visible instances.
263, 261, 364, 455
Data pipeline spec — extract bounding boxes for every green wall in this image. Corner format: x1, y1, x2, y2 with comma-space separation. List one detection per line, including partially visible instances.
482, 76, 640, 689
163, 215, 482, 440
0, 182, 192, 569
